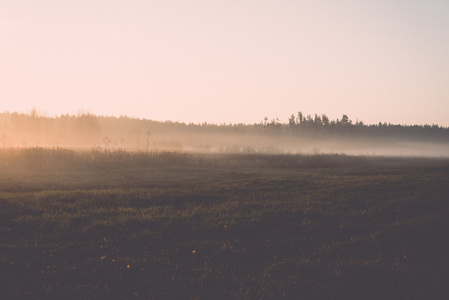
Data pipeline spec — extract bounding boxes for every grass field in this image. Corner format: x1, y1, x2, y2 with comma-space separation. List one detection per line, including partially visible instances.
1, 148, 449, 299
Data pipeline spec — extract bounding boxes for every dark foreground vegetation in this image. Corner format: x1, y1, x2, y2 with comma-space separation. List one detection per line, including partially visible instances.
1, 148, 449, 299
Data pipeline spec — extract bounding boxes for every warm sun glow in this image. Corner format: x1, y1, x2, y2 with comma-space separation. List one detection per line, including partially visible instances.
1, 0, 449, 126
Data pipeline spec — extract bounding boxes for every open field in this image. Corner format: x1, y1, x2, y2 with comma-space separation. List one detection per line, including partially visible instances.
1, 148, 449, 299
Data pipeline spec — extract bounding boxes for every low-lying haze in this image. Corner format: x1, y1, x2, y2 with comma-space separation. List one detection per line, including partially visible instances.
1, 112, 448, 157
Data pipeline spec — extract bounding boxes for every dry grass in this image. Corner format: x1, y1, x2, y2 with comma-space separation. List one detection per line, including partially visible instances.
1, 148, 449, 299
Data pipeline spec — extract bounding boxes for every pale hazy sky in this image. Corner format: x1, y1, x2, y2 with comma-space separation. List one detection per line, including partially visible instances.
1, 0, 448, 126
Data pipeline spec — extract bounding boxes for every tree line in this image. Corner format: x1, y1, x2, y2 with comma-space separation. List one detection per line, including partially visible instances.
0, 111, 448, 149
262, 112, 449, 142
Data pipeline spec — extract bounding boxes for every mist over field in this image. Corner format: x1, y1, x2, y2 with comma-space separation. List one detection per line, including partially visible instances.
1, 111, 448, 157
2, 111, 449, 299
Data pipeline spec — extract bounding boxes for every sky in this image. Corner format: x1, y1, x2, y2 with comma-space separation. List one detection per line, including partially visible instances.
1, 0, 448, 126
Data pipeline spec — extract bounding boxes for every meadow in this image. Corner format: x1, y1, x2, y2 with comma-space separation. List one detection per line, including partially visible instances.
1, 148, 449, 299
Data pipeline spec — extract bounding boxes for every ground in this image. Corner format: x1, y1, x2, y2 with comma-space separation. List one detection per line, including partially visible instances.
1, 149, 449, 299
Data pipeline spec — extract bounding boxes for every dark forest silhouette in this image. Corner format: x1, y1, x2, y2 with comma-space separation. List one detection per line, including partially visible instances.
0, 111, 448, 156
